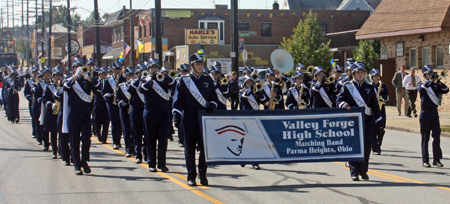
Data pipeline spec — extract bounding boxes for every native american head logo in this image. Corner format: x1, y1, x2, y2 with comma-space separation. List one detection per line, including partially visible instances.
215, 125, 247, 156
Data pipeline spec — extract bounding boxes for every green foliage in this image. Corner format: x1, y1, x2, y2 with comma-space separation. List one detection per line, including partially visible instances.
353, 39, 380, 71
281, 10, 333, 75
43, 6, 83, 31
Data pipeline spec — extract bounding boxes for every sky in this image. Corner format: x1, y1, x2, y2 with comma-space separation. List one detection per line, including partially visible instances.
2, 0, 282, 25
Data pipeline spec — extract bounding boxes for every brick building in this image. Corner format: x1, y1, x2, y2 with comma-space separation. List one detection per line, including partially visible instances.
356, 0, 450, 111
33, 24, 77, 67
102, 7, 144, 67
77, 25, 113, 65
135, 5, 369, 70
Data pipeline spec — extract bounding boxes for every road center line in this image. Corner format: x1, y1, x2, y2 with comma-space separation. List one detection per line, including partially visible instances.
91, 137, 223, 204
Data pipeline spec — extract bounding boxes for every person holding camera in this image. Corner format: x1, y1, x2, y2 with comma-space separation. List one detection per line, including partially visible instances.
418, 65, 449, 168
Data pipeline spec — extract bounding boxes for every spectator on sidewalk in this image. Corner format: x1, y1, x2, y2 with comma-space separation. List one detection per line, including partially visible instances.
402, 67, 421, 118
229, 71, 239, 110
392, 65, 409, 116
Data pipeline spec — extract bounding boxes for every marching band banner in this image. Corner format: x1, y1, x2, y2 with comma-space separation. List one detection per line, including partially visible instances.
199, 108, 365, 165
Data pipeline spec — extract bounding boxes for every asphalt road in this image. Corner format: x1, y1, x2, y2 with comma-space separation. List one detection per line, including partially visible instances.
0, 96, 450, 204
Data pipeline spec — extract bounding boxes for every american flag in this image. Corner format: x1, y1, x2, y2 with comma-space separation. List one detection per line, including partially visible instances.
123, 43, 131, 59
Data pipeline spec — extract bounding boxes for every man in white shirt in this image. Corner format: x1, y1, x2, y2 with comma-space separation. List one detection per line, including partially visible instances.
402, 67, 421, 117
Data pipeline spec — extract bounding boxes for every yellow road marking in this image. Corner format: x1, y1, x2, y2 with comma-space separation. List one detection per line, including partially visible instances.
91, 137, 222, 204
171, 173, 209, 189
334, 162, 450, 191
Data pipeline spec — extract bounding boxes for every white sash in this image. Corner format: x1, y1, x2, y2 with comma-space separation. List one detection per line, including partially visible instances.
247, 93, 260, 110
215, 88, 228, 105
290, 88, 300, 104
62, 91, 69, 133
47, 84, 57, 95
425, 86, 440, 106
345, 82, 372, 115
134, 80, 145, 103
152, 81, 171, 101
119, 83, 131, 100
318, 87, 333, 108
263, 83, 271, 97
107, 77, 116, 91
39, 102, 46, 125
182, 76, 208, 107
73, 81, 92, 103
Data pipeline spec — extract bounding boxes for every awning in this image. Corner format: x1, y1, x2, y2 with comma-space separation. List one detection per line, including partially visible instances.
103, 47, 123, 60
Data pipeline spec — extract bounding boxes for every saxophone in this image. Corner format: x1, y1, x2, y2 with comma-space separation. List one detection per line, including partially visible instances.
112, 74, 120, 105
53, 80, 61, 115
269, 81, 279, 110
377, 81, 384, 109
297, 84, 306, 109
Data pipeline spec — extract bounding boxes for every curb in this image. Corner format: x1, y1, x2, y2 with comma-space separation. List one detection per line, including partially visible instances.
385, 126, 450, 137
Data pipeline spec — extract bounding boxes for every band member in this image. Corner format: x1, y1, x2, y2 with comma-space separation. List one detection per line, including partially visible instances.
92, 68, 110, 144
160, 67, 176, 141
36, 67, 53, 149
41, 67, 64, 159
2, 68, 9, 116
173, 53, 218, 186
239, 67, 252, 87
337, 62, 356, 92
369, 69, 389, 155
6, 70, 21, 123
139, 58, 176, 172
337, 63, 384, 181
418, 65, 449, 168
238, 75, 262, 170
55, 65, 74, 166
24, 66, 39, 137
210, 62, 229, 110
102, 62, 126, 149
259, 68, 283, 110
286, 72, 310, 109
333, 65, 344, 82
310, 66, 337, 108
63, 58, 98, 175
175, 63, 190, 147
116, 67, 135, 157
128, 64, 147, 163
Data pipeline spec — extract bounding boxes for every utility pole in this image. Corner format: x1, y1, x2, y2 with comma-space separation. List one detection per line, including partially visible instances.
94, 0, 101, 67
41, 0, 44, 67
12, 0, 14, 53
34, 0, 38, 67
231, 0, 239, 75
26, 0, 29, 66
129, 0, 134, 67
47, 0, 51, 66
21, 0, 24, 65
67, 0, 71, 69
155, 0, 162, 66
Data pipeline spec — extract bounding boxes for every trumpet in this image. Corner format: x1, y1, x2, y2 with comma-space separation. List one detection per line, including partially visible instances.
219, 77, 229, 86
142, 70, 150, 78
439, 69, 448, 78
82, 66, 90, 74
306, 66, 314, 73
156, 73, 165, 82
251, 73, 260, 81
325, 75, 336, 84
255, 82, 264, 91
169, 70, 178, 78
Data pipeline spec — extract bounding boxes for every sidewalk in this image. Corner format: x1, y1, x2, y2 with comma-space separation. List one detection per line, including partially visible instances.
384, 106, 450, 137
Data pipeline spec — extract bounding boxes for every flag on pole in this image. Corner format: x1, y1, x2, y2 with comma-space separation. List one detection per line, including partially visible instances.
136, 40, 144, 58
123, 43, 131, 59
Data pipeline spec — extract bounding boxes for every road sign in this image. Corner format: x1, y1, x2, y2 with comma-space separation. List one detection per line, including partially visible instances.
239, 38, 245, 51
64, 40, 80, 55
40, 57, 45, 63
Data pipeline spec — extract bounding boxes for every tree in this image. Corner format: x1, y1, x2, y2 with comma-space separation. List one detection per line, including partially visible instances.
43, 6, 83, 31
281, 10, 333, 75
82, 11, 105, 27
353, 39, 380, 71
